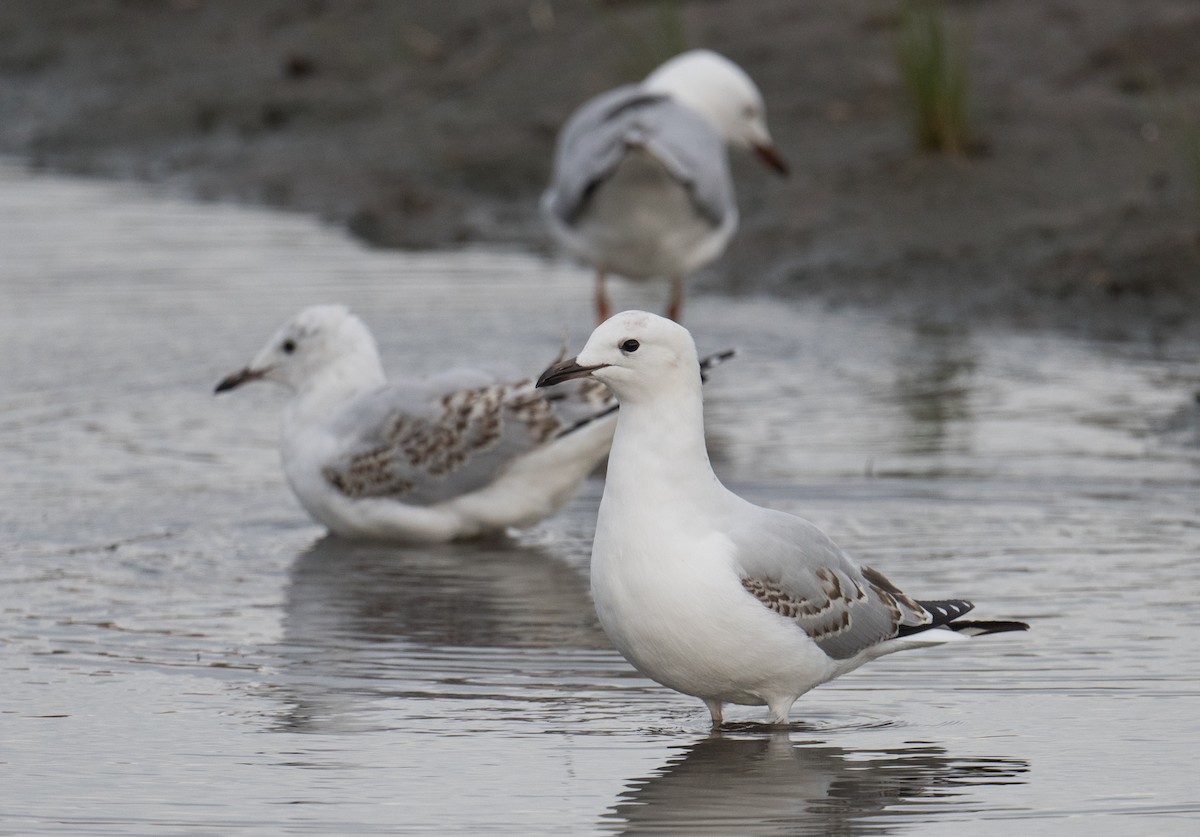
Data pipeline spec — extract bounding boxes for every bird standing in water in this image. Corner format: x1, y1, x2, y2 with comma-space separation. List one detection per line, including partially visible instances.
538, 311, 1027, 725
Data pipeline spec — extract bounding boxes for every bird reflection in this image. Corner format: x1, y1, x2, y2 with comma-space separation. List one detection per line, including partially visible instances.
282, 534, 605, 649
603, 731, 1028, 835
891, 324, 977, 457
268, 534, 608, 733
1156, 389, 1200, 447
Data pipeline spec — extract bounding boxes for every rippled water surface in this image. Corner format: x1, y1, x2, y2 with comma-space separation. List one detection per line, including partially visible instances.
2, 164, 1199, 834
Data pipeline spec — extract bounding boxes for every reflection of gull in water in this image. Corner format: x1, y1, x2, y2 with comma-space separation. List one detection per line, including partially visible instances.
890, 325, 976, 458
267, 536, 610, 733
1156, 390, 1200, 448
602, 732, 1028, 835
281, 535, 606, 650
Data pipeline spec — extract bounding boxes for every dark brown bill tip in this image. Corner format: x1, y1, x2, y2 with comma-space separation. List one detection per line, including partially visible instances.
753, 142, 789, 176
214, 367, 262, 394
535, 357, 608, 388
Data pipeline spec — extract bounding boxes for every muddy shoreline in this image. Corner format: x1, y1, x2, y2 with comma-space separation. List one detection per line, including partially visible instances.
2, 0, 1198, 339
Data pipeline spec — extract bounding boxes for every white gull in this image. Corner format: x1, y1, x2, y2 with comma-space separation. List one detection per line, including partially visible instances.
542, 49, 787, 323
214, 305, 618, 542
537, 311, 1027, 725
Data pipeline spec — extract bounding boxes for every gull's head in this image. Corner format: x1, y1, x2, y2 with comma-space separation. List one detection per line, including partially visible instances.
536, 310, 700, 403
214, 304, 381, 395
643, 49, 787, 175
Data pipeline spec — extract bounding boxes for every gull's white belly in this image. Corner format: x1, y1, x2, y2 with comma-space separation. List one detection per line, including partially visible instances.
572, 149, 735, 280
590, 529, 838, 706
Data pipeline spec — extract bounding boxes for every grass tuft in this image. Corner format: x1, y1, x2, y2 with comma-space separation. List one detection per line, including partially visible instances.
1181, 122, 1200, 221
896, 0, 975, 156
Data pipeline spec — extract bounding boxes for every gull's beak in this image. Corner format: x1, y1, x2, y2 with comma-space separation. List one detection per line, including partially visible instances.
214, 366, 265, 394
753, 142, 789, 176
536, 356, 608, 388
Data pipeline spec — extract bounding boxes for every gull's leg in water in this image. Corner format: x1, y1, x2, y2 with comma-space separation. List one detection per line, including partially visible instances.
705, 698, 724, 727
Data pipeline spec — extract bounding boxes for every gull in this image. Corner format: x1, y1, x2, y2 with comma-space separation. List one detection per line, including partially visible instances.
542, 49, 787, 324
215, 305, 732, 543
537, 311, 1027, 725
213, 304, 619, 542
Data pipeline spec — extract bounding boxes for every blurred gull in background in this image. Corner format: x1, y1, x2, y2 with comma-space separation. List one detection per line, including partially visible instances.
543, 49, 787, 323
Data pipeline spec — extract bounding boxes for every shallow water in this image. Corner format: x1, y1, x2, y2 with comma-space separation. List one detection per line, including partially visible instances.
2, 162, 1198, 835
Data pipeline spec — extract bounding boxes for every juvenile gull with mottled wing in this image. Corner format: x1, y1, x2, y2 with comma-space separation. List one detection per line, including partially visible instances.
216, 306, 731, 542
214, 305, 619, 542
537, 311, 1027, 725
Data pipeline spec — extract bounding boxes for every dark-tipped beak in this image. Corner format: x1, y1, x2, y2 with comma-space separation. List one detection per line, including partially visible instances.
214, 367, 264, 394
536, 357, 608, 388
753, 142, 789, 176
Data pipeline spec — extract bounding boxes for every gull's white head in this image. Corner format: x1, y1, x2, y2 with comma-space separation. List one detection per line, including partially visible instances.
643, 49, 787, 174
536, 310, 700, 403
215, 304, 383, 395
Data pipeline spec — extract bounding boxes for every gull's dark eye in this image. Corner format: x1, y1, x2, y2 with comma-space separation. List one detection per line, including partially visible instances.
282, 339, 296, 354
620, 339, 639, 353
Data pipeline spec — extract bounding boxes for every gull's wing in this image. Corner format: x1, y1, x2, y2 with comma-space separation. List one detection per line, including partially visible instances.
322, 369, 613, 506
728, 506, 963, 660
544, 84, 735, 228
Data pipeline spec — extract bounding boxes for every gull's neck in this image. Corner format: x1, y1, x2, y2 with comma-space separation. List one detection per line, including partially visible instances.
290, 351, 386, 422
642, 73, 733, 147
603, 374, 723, 514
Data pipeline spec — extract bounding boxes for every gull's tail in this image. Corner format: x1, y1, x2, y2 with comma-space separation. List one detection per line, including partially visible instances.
897, 599, 1029, 638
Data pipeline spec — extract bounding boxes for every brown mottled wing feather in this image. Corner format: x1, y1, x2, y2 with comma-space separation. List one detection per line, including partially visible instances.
731, 507, 932, 660
322, 369, 613, 506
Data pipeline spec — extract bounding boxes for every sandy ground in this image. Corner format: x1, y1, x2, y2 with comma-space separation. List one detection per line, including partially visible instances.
1, 0, 1198, 338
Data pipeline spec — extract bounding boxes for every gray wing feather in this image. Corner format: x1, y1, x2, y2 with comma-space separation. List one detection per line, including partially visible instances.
731, 507, 931, 660
545, 84, 735, 227
323, 369, 613, 506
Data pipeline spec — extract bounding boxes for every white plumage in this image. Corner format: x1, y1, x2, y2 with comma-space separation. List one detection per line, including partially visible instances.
537, 311, 1027, 725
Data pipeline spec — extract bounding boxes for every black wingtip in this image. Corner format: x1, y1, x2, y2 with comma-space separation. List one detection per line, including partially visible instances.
698, 348, 736, 383
947, 619, 1030, 636
918, 599, 976, 628
699, 348, 736, 369
901, 599, 1028, 638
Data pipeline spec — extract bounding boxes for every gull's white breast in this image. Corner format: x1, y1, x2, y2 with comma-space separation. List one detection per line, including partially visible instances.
590, 502, 839, 707
567, 148, 736, 281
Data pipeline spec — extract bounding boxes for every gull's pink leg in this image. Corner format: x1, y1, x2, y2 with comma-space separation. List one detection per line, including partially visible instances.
665, 275, 685, 322
595, 270, 611, 324
705, 698, 724, 727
